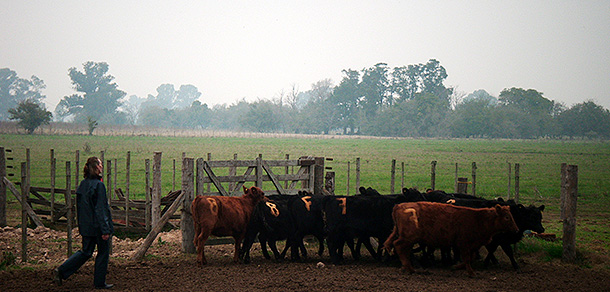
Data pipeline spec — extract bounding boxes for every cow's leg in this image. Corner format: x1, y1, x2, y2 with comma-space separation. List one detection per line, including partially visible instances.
459, 249, 476, 277
233, 235, 244, 263
195, 230, 211, 266
267, 239, 283, 261
259, 235, 271, 260
484, 243, 500, 267
361, 237, 379, 261
393, 239, 415, 273
316, 235, 325, 257
500, 243, 520, 271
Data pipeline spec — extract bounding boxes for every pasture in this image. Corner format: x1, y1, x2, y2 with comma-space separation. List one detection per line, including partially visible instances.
2, 135, 610, 242
1, 133, 610, 287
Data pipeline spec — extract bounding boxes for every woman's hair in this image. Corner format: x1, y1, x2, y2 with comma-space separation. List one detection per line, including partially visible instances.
83, 157, 101, 178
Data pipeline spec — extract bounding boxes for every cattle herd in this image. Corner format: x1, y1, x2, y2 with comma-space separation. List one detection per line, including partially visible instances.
191, 185, 545, 277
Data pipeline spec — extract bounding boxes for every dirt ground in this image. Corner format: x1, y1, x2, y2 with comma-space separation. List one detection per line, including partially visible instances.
1, 226, 610, 292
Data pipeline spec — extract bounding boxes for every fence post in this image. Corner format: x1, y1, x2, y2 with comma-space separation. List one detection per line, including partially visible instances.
145, 159, 151, 231
196, 158, 204, 196
206, 153, 212, 192
346, 161, 351, 195
0, 147, 7, 227
152, 152, 162, 228
472, 162, 477, 197
65, 161, 73, 257
355, 158, 361, 194
313, 157, 325, 196
430, 161, 437, 190
514, 163, 520, 203
75, 150, 80, 191
390, 159, 396, 194
231, 153, 238, 192
284, 154, 289, 190
507, 163, 512, 199
401, 162, 405, 191
561, 164, 578, 263
50, 149, 56, 223
325, 171, 335, 194
21, 162, 28, 263
181, 157, 195, 253
125, 151, 131, 227
454, 163, 458, 193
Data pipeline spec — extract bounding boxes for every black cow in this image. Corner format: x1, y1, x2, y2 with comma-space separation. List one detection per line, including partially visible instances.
240, 195, 293, 263
484, 203, 545, 270
323, 192, 418, 264
240, 192, 326, 263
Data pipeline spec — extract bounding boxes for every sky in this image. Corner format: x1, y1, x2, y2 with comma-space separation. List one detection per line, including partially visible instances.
2, 1, 610, 112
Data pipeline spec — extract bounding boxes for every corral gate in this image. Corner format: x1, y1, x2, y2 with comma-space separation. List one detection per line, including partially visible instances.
193, 156, 326, 197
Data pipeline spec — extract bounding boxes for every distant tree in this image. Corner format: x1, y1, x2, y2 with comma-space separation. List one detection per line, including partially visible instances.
87, 117, 98, 135
391, 59, 451, 103
142, 84, 202, 110
239, 99, 282, 132
120, 95, 145, 125
463, 89, 497, 105
329, 69, 361, 134
174, 84, 202, 109
0, 68, 47, 121
55, 61, 126, 123
558, 100, 610, 138
498, 88, 554, 115
498, 87, 557, 137
360, 63, 391, 117
449, 97, 495, 137
8, 99, 52, 134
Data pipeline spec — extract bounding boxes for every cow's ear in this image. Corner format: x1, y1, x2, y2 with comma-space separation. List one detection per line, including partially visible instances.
494, 204, 502, 212
539, 205, 545, 212
243, 185, 248, 193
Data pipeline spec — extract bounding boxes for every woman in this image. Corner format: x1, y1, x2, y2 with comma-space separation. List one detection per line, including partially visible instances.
54, 157, 114, 289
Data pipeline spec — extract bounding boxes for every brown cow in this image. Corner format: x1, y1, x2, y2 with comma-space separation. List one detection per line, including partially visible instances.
191, 186, 265, 266
383, 202, 518, 277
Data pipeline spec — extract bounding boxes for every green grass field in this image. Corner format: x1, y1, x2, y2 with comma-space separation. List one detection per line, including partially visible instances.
1, 133, 610, 257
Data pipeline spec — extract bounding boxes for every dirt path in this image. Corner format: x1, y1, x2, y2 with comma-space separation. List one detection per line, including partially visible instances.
1, 227, 609, 291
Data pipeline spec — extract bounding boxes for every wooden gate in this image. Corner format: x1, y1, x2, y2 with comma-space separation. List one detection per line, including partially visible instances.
194, 156, 325, 196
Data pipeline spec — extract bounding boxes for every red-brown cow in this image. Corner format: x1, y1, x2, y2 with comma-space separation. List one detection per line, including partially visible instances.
191, 186, 265, 266
383, 202, 518, 277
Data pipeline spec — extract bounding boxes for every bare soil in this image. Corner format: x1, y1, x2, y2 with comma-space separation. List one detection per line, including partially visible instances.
1, 226, 610, 292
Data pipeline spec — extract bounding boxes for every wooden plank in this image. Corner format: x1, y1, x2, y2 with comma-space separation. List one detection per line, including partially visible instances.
131, 190, 185, 261
3, 177, 44, 228
30, 186, 76, 195
231, 166, 255, 196
202, 161, 229, 196
261, 160, 285, 195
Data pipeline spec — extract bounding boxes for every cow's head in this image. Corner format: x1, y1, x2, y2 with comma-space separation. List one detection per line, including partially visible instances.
243, 185, 265, 202
495, 204, 519, 233
514, 204, 545, 233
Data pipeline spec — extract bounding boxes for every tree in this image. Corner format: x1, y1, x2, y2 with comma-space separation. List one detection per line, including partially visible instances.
55, 61, 125, 123
142, 84, 202, 110
498, 88, 557, 137
557, 100, 610, 138
391, 59, 451, 103
329, 69, 361, 134
87, 117, 98, 135
1, 68, 47, 121
360, 63, 391, 117
8, 99, 52, 134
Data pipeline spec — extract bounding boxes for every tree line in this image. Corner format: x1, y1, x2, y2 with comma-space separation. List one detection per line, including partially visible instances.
2, 60, 610, 139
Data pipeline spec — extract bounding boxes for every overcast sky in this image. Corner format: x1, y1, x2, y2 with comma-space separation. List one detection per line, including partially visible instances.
2, 1, 609, 112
